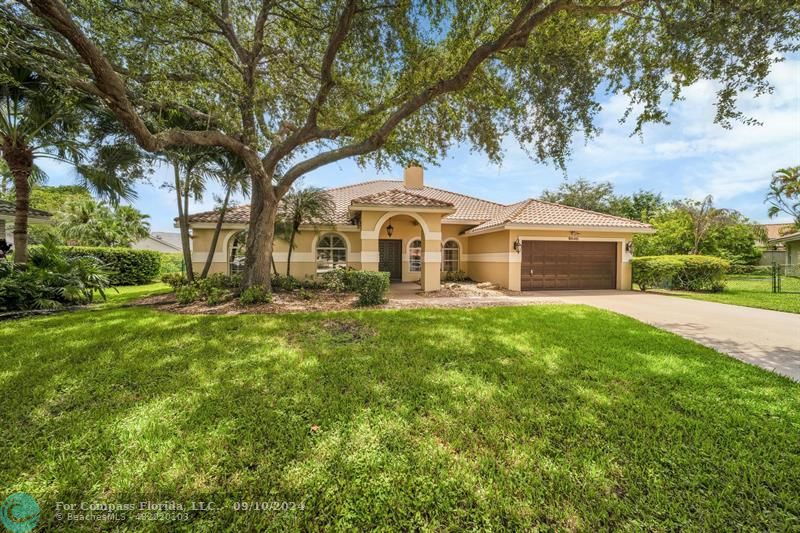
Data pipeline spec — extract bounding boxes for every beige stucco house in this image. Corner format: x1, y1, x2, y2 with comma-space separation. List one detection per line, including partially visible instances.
186, 166, 653, 292
770, 231, 800, 266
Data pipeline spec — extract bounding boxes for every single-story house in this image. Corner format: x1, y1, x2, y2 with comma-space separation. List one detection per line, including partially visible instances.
133, 232, 184, 253
769, 231, 800, 266
185, 166, 653, 292
0, 199, 52, 242
758, 223, 793, 265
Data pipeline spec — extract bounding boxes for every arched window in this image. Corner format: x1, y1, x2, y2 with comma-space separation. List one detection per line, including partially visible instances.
408, 239, 422, 272
316, 233, 347, 273
442, 240, 460, 272
228, 231, 247, 275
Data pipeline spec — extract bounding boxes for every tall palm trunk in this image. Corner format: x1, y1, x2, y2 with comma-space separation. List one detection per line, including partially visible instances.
1, 142, 34, 265
200, 185, 231, 279
173, 162, 194, 281
286, 227, 297, 276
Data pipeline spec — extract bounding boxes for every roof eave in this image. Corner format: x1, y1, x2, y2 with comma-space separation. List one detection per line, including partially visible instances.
769, 232, 800, 244
349, 204, 456, 214
466, 223, 655, 236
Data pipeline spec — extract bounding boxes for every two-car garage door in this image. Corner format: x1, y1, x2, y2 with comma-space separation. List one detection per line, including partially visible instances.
521, 241, 617, 290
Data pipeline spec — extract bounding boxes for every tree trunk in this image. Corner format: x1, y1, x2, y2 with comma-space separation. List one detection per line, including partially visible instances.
2, 144, 34, 266
242, 176, 276, 290
286, 227, 297, 276
200, 186, 231, 279
173, 162, 194, 281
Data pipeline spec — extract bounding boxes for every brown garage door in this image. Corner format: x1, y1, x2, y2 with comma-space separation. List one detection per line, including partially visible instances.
521, 241, 617, 290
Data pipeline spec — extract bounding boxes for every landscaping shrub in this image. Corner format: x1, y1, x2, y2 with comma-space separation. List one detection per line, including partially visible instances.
633, 255, 729, 292
0, 237, 111, 311
443, 270, 469, 282
347, 271, 390, 306
239, 285, 272, 305
175, 284, 199, 305
61, 246, 161, 285
321, 268, 352, 292
161, 272, 187, 289
728, 264, 773, 276
271, 274, 300, 292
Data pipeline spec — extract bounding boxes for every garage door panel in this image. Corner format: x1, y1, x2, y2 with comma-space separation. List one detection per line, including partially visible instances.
521, 241, 616, 291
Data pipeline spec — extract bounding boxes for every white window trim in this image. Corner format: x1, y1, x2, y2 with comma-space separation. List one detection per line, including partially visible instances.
408, 237, 423, 272
315, 232, 349, 273
441, 238, 461, 272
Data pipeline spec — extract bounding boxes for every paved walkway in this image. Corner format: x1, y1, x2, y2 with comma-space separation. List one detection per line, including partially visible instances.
388, 284, 800, 380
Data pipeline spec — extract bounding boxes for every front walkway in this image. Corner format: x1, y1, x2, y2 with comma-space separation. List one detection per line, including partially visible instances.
387, 284, 800, 381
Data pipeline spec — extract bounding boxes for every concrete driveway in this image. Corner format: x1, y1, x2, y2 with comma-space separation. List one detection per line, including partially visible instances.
536, 291, 800, 381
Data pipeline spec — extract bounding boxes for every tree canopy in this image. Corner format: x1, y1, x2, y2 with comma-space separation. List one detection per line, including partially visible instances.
540, 178, 664, 221
4, 0, 798, 286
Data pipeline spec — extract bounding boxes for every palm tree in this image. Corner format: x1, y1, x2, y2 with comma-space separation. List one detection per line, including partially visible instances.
57, 198, 150, 247
275, 186, 335, 276
200, 152, 250, 278
766, 166, 800, 231
0, 66, 135, 264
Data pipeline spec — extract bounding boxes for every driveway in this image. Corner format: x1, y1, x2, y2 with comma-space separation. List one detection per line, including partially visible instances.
536, 290, 800, 381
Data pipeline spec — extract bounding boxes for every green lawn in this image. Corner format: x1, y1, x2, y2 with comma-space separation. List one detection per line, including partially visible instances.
1, 305, 798, 531
654, 275, 800, 314
101, 282, 172, 305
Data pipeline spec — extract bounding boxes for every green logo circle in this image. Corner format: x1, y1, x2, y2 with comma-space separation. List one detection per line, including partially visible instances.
1, 493, 40, 533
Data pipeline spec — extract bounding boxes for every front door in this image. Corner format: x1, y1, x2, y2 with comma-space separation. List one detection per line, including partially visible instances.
378, 239, 403, 280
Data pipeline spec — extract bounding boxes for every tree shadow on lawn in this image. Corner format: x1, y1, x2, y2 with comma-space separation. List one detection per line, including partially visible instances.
0, 305, 798, 531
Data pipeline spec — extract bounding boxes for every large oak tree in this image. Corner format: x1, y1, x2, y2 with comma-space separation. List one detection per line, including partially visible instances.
3, 0, 797, 287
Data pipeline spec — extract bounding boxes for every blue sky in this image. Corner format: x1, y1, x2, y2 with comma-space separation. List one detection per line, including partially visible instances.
39, 56, 799, 232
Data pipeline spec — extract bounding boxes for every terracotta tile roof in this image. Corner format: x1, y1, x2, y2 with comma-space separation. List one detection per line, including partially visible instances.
351, 189, 454, 208
186, 180, 650, 233
763, 223, 795, 240
0, 199, 51, 219
770, 230, 800, 243
465, 198, 652, 234
187, 180, 505, 224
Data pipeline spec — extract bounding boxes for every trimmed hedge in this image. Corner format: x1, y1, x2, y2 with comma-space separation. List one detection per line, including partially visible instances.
61, 247, 161, 286
632, 255, 730, 292
320, 268, 389, 305
347, 271, 390, 306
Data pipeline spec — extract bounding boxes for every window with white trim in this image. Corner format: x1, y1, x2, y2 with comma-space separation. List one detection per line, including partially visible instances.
409, 239, 422, 272
442, 240, 460, 272
228, 231, 247, 275
316, 233, 347, 273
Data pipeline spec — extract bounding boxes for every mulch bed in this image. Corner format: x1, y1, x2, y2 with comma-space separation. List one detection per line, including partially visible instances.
136, 291, 361, 315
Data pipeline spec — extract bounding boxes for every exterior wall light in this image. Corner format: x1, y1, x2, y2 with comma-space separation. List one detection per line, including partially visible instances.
386, 223, 394, 237
513, 238, 521, 253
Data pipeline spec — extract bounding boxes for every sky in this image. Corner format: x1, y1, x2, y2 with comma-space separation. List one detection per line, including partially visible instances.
39, 56, 800, 233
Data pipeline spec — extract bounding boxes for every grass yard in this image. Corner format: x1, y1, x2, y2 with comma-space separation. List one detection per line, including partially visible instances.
102, 282, 172, 305
1, 305, 798, 531
654, 275, 800, 314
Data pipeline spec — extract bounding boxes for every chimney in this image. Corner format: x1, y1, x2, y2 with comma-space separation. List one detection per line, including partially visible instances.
403, 165, 424, 189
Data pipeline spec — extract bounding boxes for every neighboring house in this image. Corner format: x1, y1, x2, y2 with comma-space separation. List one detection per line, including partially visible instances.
758, 223, 793, 265
769, 231, 800, 266
186, 166, 653, 292
0, 199, 52, 243
133, 232, 184, 253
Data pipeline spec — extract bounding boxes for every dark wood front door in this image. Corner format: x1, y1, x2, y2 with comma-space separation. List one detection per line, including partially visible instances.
378, 239, 403, 280
521, 241, 617, 290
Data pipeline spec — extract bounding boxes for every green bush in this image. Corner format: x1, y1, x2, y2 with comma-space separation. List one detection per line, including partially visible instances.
0, 237, 111, 311
728, 264, 773, 276
161, 272, 187, 289
271, 274, 300, 292
320, 268, 352, 292
442, 270, 469, 282
348, 271, 390, 306
205, 287, 226, 306
239, 285, 272, 305
175, 285, 199, 304
633, 255, 730, 292
61, 247, 161, 285
159, 252, 184, 275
